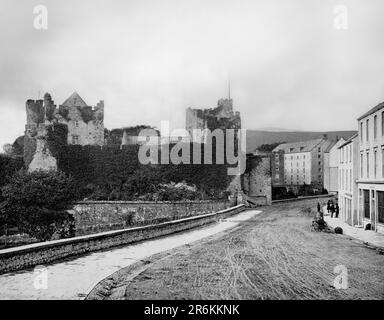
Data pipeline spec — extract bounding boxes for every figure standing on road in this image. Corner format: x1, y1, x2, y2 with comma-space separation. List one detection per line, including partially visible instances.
317, 202, 321, 213
327, 200, 331, 214
335, 203, 340, 218
330, 203, 335, 218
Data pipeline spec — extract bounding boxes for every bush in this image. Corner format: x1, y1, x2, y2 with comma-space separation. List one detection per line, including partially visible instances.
153, 182, 200, 201
0, 170, 78, 241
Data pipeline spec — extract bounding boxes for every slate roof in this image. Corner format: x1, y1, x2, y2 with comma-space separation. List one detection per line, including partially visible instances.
272, 139, 323, 154
61, 92, 88, 108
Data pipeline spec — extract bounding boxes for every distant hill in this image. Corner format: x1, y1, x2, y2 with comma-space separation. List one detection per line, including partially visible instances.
246, 130, 357, 153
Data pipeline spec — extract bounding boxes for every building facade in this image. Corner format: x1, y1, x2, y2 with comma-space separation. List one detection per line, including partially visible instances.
338, 133, 359, 226
356, 102, 384, 234
324, 138, 345, 194
272, 138, 333, 191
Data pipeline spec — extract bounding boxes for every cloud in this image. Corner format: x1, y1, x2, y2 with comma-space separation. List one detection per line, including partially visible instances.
0, 0, 384, 147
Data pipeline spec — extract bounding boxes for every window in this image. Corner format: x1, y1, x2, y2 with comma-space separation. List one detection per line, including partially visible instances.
74, 120, 79, 128
360, 153, 364, 178
72, 135, 79, 145
319, 168, 322, 172
318, 147, 321, 152
360, 122, 363, 143
366, 119, 369, 141
363, 190, 371, 219
367, 152, 370, 178
300, 147, 304, 151
378, 191, 384, 224
374, 150, 378, 178
382, 149, 384, 178
318, 154, 321, 159
374, 115, 377, 139
382, 111, 384, 136
275, 174, 280, 179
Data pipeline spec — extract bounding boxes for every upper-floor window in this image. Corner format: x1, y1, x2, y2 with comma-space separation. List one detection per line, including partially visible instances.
382, 148, 384, 178
318, 147, 321, 152
374, 115, 378, 139
360, 153, 364, 178
374, 149, 378, 178
72, 135, 79, 145
382, 111, 384, 136
366, 119, 369, 142
367, 151, 370, 178
360, 122, 363, 143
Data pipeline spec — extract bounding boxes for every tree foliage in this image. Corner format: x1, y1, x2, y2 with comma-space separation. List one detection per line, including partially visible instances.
0, 170, 78, 241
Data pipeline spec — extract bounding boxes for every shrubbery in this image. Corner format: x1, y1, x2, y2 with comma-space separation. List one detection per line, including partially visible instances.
0, 170, 78, 241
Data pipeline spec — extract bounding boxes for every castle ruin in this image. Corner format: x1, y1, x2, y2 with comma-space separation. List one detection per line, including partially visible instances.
25, 92, 105, 171
186, 98, 241, 136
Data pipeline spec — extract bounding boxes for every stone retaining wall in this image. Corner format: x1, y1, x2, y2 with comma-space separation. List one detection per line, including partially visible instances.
0, 205, 245, 274
71, 200, 230, 235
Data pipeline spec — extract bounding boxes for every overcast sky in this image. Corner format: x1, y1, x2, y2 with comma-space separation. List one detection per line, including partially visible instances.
1, 0, 384, 147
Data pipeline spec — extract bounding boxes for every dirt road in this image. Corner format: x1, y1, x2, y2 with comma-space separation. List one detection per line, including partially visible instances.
96, 199, 384, 300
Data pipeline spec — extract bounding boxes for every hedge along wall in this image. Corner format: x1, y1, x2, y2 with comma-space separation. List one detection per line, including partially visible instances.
45, 123, 238, 199
71, 200, 230, 236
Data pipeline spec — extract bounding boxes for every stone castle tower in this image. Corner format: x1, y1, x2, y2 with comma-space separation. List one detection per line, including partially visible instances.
25, 92, 105, 171
186, 98, 241, 141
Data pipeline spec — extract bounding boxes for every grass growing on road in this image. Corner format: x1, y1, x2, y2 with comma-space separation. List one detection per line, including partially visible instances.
109, 199, 384, 300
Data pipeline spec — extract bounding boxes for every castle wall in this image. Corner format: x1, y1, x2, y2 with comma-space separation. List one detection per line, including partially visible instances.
243, 155, 272, 205
24, 93, 105, 171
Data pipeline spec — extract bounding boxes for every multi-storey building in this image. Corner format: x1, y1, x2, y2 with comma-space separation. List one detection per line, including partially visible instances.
272, 138, 334, 191
356, 102, 384, 234
323, 138, 345, 194
338, 133, 359, 226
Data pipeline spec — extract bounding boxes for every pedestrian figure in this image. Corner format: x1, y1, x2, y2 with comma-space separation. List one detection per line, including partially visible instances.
327, 200, 331, 214
335, 203, 340, 218
317, 202, 321, 213
330, 203, 335, 218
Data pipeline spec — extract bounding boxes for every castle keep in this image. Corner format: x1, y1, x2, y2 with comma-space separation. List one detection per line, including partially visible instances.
25, 92, 105, 171
186, 98, 241, 135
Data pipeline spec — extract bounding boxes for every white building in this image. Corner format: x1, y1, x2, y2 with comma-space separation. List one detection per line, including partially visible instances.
273, 138, 333, 189
357, 102, 384, 234
338, 133, 359, 226
324, 138, 345, 194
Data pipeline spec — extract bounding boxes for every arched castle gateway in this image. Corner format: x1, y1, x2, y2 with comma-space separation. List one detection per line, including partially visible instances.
25, 92, 105, 171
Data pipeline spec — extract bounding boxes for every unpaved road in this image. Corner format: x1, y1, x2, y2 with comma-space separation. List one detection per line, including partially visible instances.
0, 209, 260, 300
103, 199, 384, 300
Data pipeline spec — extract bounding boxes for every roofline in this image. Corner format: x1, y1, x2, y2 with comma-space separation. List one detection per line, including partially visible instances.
357, 102, 384, 121
338, 133, 358, 149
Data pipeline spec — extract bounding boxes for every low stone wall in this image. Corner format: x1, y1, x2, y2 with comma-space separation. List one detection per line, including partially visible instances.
0, 205, 245, 274
272, 194, 334, 204
71, 200, 230, 236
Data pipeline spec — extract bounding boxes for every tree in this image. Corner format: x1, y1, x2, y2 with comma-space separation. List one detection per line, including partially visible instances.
0, 170, 78, 241
2, 144, 13, 155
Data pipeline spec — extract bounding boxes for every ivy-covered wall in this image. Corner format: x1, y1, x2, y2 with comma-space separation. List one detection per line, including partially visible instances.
44, 123, 235, 199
